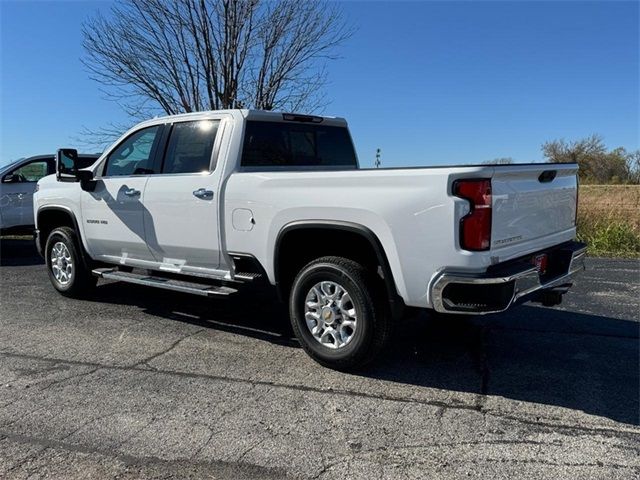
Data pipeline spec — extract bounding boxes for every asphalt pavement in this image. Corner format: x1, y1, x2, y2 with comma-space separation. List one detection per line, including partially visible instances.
0, 238, 638, 479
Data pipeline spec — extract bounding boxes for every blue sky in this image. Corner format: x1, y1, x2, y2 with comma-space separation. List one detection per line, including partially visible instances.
1, 0, 638, 167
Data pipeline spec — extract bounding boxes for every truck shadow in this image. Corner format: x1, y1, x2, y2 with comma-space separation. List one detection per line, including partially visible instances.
92, 281, 639, 426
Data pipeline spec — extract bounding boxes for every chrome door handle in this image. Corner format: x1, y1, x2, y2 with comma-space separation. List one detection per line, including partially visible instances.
193, 188, 214, 199
124, 188, 140, 196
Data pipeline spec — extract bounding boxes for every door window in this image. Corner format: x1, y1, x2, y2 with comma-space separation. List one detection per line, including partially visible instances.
9, 160, 50, 182
161, 120, 220, 174
104, 126, 161, 176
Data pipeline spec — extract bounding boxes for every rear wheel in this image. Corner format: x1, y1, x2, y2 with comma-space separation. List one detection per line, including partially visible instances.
289, 256, 392, 370
45, 227, 96, 297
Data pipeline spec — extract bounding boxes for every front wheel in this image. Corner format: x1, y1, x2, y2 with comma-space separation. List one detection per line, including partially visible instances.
45, 227, 96, 297
289, 256, 392, 370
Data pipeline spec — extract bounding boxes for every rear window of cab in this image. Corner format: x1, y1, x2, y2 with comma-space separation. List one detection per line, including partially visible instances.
241, 121, 357, 168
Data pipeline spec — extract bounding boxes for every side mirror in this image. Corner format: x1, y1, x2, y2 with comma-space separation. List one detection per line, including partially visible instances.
56, 148, 96, 191
56, 148, 80, 182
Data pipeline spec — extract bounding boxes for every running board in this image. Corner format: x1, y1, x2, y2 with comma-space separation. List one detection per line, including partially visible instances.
92, 268, 238, 297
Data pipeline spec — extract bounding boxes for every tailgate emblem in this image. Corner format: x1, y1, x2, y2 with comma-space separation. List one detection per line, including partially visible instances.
493, 235, 522, 246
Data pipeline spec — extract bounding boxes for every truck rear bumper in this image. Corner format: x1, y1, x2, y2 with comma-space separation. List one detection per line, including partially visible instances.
430, 241, 587, 314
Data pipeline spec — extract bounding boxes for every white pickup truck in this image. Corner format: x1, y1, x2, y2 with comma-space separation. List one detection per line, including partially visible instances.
34, 110, 586, 369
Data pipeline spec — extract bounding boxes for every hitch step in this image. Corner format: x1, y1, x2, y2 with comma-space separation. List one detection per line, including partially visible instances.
92, 268, 238, 297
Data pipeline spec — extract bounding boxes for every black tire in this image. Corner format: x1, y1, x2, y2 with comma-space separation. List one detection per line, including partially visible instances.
289, 256, 392, 370
45, 226, 97, 297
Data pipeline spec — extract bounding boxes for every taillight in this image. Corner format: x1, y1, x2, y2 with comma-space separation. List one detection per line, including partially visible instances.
453, 179, 492, 251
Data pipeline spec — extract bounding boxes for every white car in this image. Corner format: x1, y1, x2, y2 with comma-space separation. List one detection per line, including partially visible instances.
34, 110, 586, 369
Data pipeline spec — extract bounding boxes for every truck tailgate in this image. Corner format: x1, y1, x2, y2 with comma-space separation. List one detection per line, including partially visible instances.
491, 164, 578, 250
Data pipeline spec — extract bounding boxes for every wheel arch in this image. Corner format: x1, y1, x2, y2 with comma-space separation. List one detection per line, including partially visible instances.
273, 220, 404, 313
36, 206, 91, 265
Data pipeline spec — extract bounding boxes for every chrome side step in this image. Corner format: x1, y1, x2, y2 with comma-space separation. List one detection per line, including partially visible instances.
92, 268, 238, 297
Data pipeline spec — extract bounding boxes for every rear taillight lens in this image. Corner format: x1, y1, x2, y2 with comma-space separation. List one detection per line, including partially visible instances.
453, 179, 492, 251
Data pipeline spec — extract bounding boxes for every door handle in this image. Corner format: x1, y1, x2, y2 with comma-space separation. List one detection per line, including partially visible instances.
193, 188, 214, 200
124, 188, 140, 197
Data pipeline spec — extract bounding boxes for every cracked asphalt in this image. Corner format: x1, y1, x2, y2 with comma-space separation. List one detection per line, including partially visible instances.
0, 238, 639, 479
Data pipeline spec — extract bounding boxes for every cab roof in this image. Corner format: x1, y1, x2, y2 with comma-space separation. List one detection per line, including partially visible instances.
138, 109, 348, 128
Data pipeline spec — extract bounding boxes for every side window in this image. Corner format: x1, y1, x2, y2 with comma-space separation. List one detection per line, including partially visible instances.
11, 160, 50, 182
161, 120, 220, 174
104, 126, 161, 177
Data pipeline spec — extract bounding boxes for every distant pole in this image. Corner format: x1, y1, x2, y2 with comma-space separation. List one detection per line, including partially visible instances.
375, 148, 381, 168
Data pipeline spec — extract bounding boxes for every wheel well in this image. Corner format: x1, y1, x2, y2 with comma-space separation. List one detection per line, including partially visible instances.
37, 209, 76, 252
275, 225, 397, 302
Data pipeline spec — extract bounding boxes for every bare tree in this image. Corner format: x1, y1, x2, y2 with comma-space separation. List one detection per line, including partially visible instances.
542, 135, 638, 184
542, 134, 606, 165
83, 0, 352, 125
627, 150, 640, 184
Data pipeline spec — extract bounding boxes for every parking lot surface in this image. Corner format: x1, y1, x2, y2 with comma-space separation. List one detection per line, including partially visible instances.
0, 239, 638, 479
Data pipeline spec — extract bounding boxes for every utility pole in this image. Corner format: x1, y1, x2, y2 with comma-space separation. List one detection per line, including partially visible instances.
375, 148, 381, 168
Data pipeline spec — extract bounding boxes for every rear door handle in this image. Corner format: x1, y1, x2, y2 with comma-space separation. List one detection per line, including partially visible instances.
124, 188, 140, 197
193, 188, 214, 200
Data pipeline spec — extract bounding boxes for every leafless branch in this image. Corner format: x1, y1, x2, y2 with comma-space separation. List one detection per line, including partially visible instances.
81, 0, 354, 134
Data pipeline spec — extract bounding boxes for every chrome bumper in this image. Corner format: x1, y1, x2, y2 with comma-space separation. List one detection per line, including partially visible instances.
430, 242, 587, 314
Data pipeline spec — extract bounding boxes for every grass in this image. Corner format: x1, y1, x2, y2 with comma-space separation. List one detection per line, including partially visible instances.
577, 185, 640, 258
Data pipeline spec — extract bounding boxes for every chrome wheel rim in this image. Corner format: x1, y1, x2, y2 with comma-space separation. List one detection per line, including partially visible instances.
304, 281, 358, 349
50, 241, 73, 285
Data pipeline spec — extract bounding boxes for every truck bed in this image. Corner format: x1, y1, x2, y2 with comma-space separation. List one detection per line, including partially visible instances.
224, 162, 578, 308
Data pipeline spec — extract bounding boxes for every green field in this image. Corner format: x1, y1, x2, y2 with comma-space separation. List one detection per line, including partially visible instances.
577, 185, 640, 257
